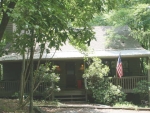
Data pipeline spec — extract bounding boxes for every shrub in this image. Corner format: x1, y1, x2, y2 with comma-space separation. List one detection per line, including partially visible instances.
83, 58, 126, 105
88, 77, 125, 105
34, 62, 60, 100
133, 80, 150, 100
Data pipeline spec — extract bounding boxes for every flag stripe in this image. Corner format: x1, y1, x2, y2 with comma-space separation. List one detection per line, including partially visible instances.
116, 54, 123, 78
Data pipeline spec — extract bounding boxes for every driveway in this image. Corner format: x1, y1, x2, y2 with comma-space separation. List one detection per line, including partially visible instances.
40, 107, 150, 113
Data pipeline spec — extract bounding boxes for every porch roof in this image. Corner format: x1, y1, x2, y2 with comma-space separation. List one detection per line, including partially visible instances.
0, 49, 150, 61
0, 26, 150, 61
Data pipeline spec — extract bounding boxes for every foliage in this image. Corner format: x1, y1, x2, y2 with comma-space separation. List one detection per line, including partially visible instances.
34, 62, 60, 99
0, 32, 13, 56
0, 0, 125, 111
0, 0, 130, 48
113, 101, 138, 109
90, 1, 150, 78
133, 80, 150, 100
91, 78, 125, 105
83, 58, 125, 105
0, 0, 133, 111
11, 92, 19, 98
83, 58, 109, 79
90, 1, 150, 50
6, 0, 113, 51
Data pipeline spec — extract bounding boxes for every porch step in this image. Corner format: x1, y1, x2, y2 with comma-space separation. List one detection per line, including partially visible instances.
53, 90, 86, 101
54, 95, 86, 101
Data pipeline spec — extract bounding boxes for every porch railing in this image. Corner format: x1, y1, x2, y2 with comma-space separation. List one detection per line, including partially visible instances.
109, 76, 148, 93
0, 81, 20, 97
0, 81, 51, 97
0, 81, 20, 91
0, 76, 148, 97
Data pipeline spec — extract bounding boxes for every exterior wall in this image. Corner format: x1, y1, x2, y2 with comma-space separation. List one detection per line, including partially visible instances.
3, 62, 22, 80
128, 58, 142, 76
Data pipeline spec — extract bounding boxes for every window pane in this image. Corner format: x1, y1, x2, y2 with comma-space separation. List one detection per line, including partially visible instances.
111, 61, 116, 68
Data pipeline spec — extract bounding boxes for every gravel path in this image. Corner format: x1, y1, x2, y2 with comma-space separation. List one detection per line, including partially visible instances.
40, 107, 150, 113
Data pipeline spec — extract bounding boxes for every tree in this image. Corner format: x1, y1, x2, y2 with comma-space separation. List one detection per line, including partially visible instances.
0, 0, 129, 41
90, 0, 150, 106
90, 1, 150, 49
0, 0, 16, 41
0, 0, 130, 112
133, 80, 150, 101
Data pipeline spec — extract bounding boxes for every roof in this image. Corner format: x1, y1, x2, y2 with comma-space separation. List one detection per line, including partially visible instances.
0, 26, 150, 61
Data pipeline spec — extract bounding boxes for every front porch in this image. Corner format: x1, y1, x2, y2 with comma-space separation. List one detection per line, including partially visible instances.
0, 76, 147, 99
110, 76, 147, 93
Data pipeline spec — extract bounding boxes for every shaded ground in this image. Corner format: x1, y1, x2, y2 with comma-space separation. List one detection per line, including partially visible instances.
40, 107, 150, 113
0, 99, 28, 113
39, 101, 150, 113
0, 99, 150, 113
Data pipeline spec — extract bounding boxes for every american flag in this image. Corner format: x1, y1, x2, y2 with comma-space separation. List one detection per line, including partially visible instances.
116, 54, 123, 78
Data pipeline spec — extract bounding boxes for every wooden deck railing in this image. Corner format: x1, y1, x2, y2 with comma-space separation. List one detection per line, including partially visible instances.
0, 81, 20, 91
0, 81, 51, 97
109, 76, 148, 93
0, 76, 148, 97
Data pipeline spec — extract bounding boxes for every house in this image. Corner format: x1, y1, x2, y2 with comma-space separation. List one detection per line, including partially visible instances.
0, 25, 150, 101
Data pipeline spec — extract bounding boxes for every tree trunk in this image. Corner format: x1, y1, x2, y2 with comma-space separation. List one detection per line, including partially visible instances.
0, 1, 16, 41
29, 30, 34, 113
19, 51, 25, 109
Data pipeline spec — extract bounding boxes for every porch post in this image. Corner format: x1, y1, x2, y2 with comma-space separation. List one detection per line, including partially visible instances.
84, 60, 88, 102
0, 65, 1, 80
115, 59, 118, 86
148, 57, 150, 105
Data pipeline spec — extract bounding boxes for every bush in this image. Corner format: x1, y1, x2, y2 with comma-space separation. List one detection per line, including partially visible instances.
88, 78, 125, 105
83, 58, 126, 105
133, 80, 150, 100
34, 62, 60, 100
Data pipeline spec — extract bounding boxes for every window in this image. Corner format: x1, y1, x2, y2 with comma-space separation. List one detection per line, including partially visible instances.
102, 60, 129, 77
110, 61, 116, 77
122, 61, 129, 76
